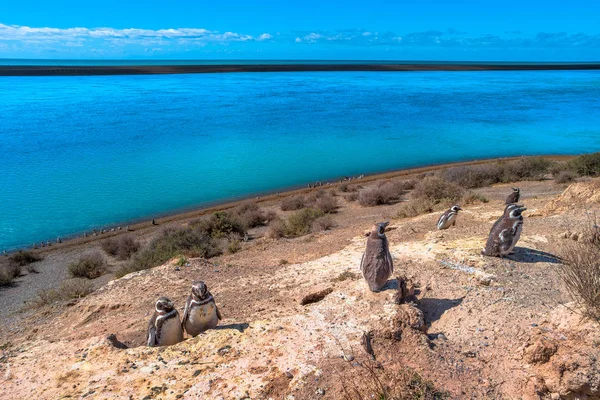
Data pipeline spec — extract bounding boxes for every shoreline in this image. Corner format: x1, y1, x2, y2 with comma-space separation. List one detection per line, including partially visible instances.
19, 154, 575, 257
1, 63, 600, 76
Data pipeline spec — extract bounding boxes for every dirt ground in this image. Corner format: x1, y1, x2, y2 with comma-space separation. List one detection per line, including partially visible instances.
0, 172, 599, 399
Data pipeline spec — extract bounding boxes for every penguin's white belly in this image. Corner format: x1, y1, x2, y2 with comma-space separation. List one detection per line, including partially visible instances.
157, 317, 183, 346
438, 213, 456, 230
186, 303, 219, 337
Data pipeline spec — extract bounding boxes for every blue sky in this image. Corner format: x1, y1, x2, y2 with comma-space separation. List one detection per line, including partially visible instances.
1, 0, 599, 60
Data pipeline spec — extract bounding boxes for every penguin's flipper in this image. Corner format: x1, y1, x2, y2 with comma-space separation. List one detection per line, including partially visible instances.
359, 252, 366, 271
216, 303, 223, 320
147, 314, 157, 347
181, 295, 191, 329
385, 249, 394, 274
498, 229, 514, 254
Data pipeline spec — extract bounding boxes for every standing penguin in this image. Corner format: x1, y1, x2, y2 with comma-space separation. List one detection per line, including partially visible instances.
437, 205, 462, 230
360, 222, 393, 292
505, 187, 520, 204
147, 297, 184, 347
482, 204, 527, 257
181, 281, 222, 337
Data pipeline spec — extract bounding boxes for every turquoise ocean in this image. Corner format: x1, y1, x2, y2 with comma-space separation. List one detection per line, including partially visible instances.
1, 66, 599, 250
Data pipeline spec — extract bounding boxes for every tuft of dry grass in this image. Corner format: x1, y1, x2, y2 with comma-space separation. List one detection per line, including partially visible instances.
461, 191, 489, 205
232, 201, 275, 229
34, 278, 94, 307
68, 252, 107, 279
338, 359, 448, 400
0, 265, 20, 287
313, 192, 339, 214
396, 199, 437, 219
556, 222, 600, 322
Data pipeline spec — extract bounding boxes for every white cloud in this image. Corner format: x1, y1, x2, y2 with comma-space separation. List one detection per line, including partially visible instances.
257, 33, 273, 41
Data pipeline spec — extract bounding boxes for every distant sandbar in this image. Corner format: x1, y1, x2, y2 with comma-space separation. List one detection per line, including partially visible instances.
2, 63, 600, 76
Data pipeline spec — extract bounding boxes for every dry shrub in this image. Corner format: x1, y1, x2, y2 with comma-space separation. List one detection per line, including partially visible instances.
568, 152, 600, 176
555, 170, 577, 184
443, 157, 554, 188
396, 200, 436, 219
461, 191, 489, 205
232, 201, 274, 229
412, 177, 464, 204
101, 235, 140, 260
443, 164, 504, 189
34, 278, 93, 306
116, 218, 227, 278
0, 264, 21, 287
345, 192, 359, 202
358, 180, 411, 206
313, 192, 339, 214
311, 215, 336, 232
9, 250, 42, 266
228, 239, 242, 254
338, 359, 447, 400
266, 217, 287, 239
557, 223, 600, 322
286, 208, 324, 237
281, 195, 306, 211
68, 252, 107, 279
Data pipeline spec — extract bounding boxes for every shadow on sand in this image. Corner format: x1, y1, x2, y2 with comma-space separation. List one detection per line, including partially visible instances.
419, 297, 463, 325
507, 247, 561, 264
215, 323, 250, 333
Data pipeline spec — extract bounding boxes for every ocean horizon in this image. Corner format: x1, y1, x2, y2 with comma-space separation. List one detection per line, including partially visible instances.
1, 69, 599, 250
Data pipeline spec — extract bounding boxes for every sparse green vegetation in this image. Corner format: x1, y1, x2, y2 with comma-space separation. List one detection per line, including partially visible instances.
68, 252, 107, 279
332, 270, 359, 282
285, 208, 325, 237
115, 211, 247, 278
568, 152, 600, 177
279, 259, 289, 266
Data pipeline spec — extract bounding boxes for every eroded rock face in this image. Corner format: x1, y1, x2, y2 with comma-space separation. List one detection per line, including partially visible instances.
394, 303, 426, 335
523, 305, 600, 400
524, 337, 558, 364
545, 179, 600, 213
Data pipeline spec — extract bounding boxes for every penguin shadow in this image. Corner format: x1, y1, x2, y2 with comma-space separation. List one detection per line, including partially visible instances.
419, 297, 464, 326
214, 323, 249, 333
505, 247, 560, 264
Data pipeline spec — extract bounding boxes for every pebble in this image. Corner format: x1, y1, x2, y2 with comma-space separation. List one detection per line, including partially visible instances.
315, 388, 325, 396
342, 354, 354, 361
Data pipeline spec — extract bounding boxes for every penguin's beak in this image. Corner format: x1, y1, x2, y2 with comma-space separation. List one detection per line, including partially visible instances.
457, 206, 463, 211
519, 207, 527, 212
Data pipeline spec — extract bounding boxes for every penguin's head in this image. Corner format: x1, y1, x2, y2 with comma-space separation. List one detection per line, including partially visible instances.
191, 281, 209, 299
367, 221, 389, 237
512, 187, 520, 193
155, 297, 175, 314
451, 205, 462, 212
508, 205, 527, 219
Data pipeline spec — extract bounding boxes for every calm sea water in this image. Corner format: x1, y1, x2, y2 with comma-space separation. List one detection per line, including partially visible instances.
1, 70, 599, 250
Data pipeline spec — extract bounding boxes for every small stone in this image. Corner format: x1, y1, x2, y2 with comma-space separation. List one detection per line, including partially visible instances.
174, 267, 181, 271
285, 371, 293, 379
315, 388, 325, 396
342, 354, 354, 362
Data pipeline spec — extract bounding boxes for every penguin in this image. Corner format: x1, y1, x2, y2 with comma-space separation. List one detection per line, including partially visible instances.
505, 187, 520, 204
482, 204, 527, 257
437, 205, 462, 230
181, 281, 222, 337
147, 297, 184, 347
360, 221, 394, 292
